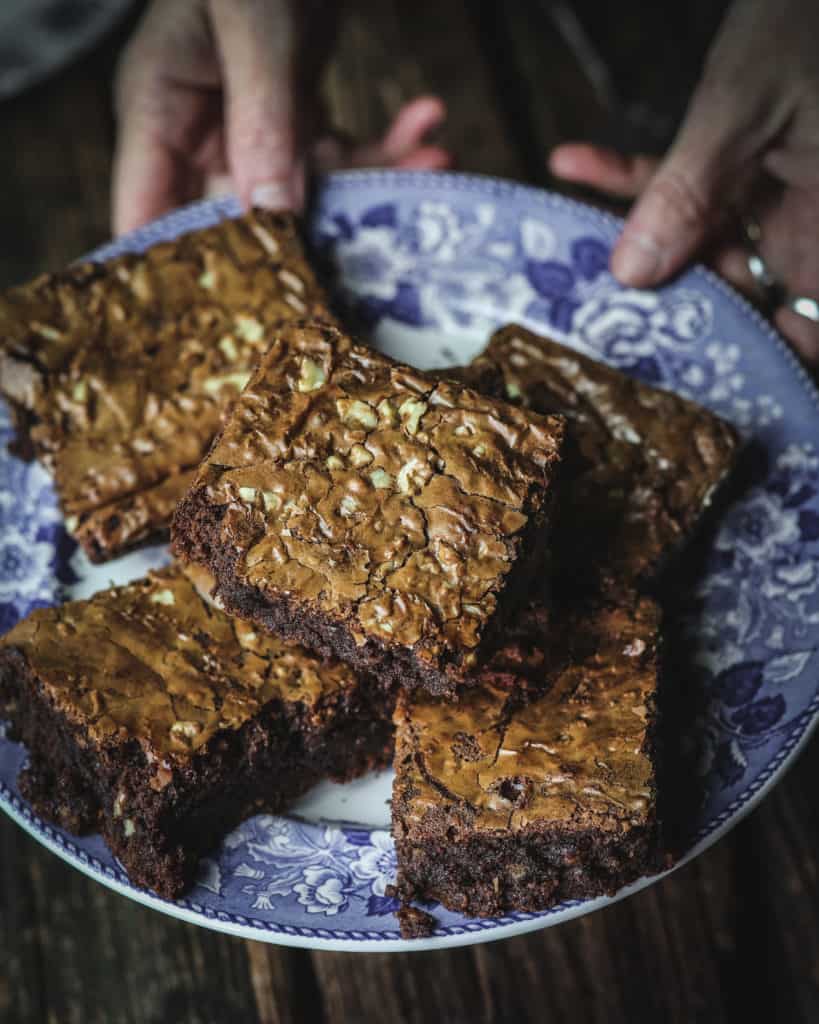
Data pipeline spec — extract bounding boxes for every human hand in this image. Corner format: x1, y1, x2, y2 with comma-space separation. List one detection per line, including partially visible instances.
550, 0, 819, 367
199, 95, 451, 198
113, 0, 451, 236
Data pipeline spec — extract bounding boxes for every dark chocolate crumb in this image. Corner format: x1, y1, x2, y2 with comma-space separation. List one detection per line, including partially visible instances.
397, 903, 437, 940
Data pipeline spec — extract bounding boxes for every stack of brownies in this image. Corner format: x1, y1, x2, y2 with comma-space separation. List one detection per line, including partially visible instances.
0, 211, 739, 936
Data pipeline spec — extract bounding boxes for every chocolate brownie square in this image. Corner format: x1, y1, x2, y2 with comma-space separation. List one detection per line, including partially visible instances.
172, 320, 565, 698
459, 324, 740, 592
392, 593, 663, 927
0, 210, 331, 561
0, 565, 394, 900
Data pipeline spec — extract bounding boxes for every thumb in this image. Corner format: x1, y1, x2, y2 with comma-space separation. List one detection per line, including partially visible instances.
612, 82, 785, 287
209, 0, 301, 211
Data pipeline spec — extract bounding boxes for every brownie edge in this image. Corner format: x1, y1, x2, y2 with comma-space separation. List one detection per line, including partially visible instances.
172, 319, 566, 698
1, 644, 394, 899
391, 594, 665, 920
0, 567, 395, 899
0, 209, 332, 562
458, 323, 741, 593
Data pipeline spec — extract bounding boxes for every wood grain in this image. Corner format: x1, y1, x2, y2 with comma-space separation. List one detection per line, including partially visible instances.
0, 14, 133, 288
325, 0, 525, 179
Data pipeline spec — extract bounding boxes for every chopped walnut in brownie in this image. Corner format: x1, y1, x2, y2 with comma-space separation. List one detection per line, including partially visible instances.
456, 324, 740, 592
0, 210, 332, 560
392, 593, 663, 918
0, 564, 393, 899
173, 320, 565, 698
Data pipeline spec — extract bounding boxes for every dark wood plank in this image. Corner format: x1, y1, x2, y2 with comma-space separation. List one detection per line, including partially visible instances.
245, 943, 326, 1024
569, 0, 729, 152
738, 739, 819, 1021
465, 0, 607, 187
464, 844, 736, 1024
0, 13, 140, 287
310, 947, 489, 1024
0, 822, 257, 1024
300, 837, 742, 1024
326, 0, 526, 180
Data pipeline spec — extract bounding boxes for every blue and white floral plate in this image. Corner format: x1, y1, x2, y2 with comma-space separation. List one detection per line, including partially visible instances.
2, 171, 819, 952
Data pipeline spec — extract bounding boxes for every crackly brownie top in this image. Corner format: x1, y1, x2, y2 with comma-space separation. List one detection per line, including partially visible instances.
394, 595, 660, 835
182, 321, 565, 671
0, 565, 360, 760
461, 325, 739, 585
0, 210, 329, 524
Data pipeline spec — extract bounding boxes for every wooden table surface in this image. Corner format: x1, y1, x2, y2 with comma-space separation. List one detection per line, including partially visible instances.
1, 3, 817, 1021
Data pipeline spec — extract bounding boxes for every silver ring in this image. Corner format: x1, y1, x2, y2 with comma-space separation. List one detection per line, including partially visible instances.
742, 216, 763, 247
741, 216, 819, 323
784, 295, 819, 323
741, 217, 782, 303
747, 252, 779, 291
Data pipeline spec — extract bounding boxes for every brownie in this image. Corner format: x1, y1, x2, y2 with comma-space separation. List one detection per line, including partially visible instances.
172, 320, 566, 699
391, 593, 663, 927
458, 324, 740, 592
0, 210, 331, 561
0, 564, 394, 900
395, 903, 437, 939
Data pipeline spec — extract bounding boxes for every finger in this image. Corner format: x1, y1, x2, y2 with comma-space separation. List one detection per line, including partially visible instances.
192, 119, 228, 177
612, 149, 750, 289
775, 305, 819, 369
392, 146, 452, 171
710, 242, 774, 307
113, 65, 216, 235
311, 97, 452, 172
611, 62, 793, 287
112, 22, 205, 234
764, 145, 819, 189
204, 172, 233, 198
749, 182, 819, 300
710, 227, 819, 369
549, 144, 658, 199
347, 96, 449, 168
378, 95, 447, 163
113, 129, 193, 236
209, 0, 300, 210
312, 134, 452, 173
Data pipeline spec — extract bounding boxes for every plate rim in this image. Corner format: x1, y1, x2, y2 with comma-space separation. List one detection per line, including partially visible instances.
2, 168, 819, 951
4, 694, 818, 953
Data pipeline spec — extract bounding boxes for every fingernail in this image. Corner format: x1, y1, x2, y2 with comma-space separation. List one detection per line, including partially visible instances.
611, 233, 663, 286
205, 173, 233, 199
549, 148, 577, 177
249, 182, 292, 211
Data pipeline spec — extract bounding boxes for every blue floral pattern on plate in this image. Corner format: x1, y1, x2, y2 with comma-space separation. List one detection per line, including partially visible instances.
2, 172, 818, 951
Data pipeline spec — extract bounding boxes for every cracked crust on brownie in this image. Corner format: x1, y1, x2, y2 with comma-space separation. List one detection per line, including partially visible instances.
392, 594, 664, 920
172, 320, 565, 698
0, 564, 393, 899
0, 210, 332, 561
455, 324, 740, 592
